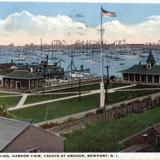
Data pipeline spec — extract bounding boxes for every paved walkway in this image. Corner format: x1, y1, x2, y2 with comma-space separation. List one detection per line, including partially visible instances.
31, 91, 88, 95
8, 90, 100, 111
35, 91, 160, 126
118, 88, 160, 92
15, 94, 29, 108
108, 84, 136, 93
0, 90, 22, 95
8, 84, 136, 111
0, 95, 22, 98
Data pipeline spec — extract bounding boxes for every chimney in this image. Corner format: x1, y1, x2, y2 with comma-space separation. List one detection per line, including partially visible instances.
80, 65, 84, 71
142, 133, 149, 144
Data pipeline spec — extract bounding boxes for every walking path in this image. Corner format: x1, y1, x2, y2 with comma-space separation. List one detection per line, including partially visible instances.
31, 91, 88, 95
0, 95, 22, 98
118, 88, 160, 92
8, 84, 136, 111
15, 94, 29, 108
35, 91, 160, 126
0, 90, 22, 95
108, 84, 136, 93
8, 90, 100, 111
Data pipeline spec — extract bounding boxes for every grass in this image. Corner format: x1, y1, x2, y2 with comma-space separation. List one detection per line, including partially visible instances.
10, 94, 100, 123
0, 92, 17, 96
55, 84, 100, 92
64, 106, 160, 152
25, 83, 131, 104
25, 93, 76, 104
0, 96, 22, 107
107, 90, 159, 104
107, 82, 130, 89
10, 90, 160, 123
53, 83, 130, 93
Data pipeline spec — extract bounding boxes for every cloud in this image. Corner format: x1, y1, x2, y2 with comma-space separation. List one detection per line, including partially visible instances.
0, 11, 88, 44
101, 15, 160, 43
75, 14, 85, 18
0, 10, 159, 45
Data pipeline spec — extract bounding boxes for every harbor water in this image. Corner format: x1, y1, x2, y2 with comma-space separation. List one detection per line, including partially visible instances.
0, 48, 160, 78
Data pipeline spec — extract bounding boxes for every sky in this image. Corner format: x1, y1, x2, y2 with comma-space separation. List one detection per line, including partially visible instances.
0, 2, 160, 45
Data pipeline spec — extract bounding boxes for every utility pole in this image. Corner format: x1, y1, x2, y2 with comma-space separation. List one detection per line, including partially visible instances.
71, 55, 73, 79
43, 74, 45, 95
78, 77, 81, 101
51, 41, 54, 60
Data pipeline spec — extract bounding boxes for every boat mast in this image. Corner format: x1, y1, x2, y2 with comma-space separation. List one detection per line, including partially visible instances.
51, 41, 54, 64
41, 38, 42, 62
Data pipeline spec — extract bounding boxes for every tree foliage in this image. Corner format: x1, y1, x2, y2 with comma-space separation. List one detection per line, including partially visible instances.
0, 104, 8, 117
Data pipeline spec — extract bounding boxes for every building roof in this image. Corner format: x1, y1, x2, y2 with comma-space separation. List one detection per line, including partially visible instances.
153, 123, 160, 134
146, 50, 156, 64
120, 123, 160, 145
119, 125, 153, 145
121, 144, 152, 152
121, 50, 159, 75
4, 70, 43, 79
0, 63, 14, 70
121, 64, 160, 75
0, 70, 8, 76
0, 117, 64, 152
0, 117, 29, 151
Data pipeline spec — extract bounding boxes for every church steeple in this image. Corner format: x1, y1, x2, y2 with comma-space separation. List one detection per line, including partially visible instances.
146, 49, 156, 69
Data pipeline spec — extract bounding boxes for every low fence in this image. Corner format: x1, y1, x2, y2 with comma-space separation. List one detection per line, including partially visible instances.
47, 96, 160, 134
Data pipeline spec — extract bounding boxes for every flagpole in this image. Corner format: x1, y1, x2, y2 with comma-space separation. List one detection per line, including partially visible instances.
101, 6, 103, 81
100, 5, 105, 108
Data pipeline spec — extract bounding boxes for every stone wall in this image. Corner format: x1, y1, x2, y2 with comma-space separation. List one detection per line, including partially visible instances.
48, 96, 160, 134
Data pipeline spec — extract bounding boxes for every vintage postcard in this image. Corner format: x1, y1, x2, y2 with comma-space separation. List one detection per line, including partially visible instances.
0, 0, 160, 159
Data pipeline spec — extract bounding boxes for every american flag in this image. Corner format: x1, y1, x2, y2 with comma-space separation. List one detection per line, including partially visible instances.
101, 7, 116, 17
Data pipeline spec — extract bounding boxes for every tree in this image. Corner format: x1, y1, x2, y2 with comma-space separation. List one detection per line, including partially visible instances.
0, 104, 9, 117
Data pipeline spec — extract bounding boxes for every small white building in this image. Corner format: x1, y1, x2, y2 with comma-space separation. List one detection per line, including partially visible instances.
122, 50, 160, 85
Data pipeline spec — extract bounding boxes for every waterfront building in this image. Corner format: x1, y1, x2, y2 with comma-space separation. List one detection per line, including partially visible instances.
2, 70, 44, 91
121, 50, 160, 85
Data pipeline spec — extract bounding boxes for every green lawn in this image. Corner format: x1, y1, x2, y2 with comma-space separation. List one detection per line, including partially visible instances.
25, 93, 76, 104
53, 83, 130, 93
25, 83, 131, 105
0, 96, 22, 107
64, 106, 160, 152
107, 83, 130, 89
10, 90, 159, 123
55, 84, 100, 92
10, 94, 100, 123
107, 90, 159, 104
0, 92, 17, 96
